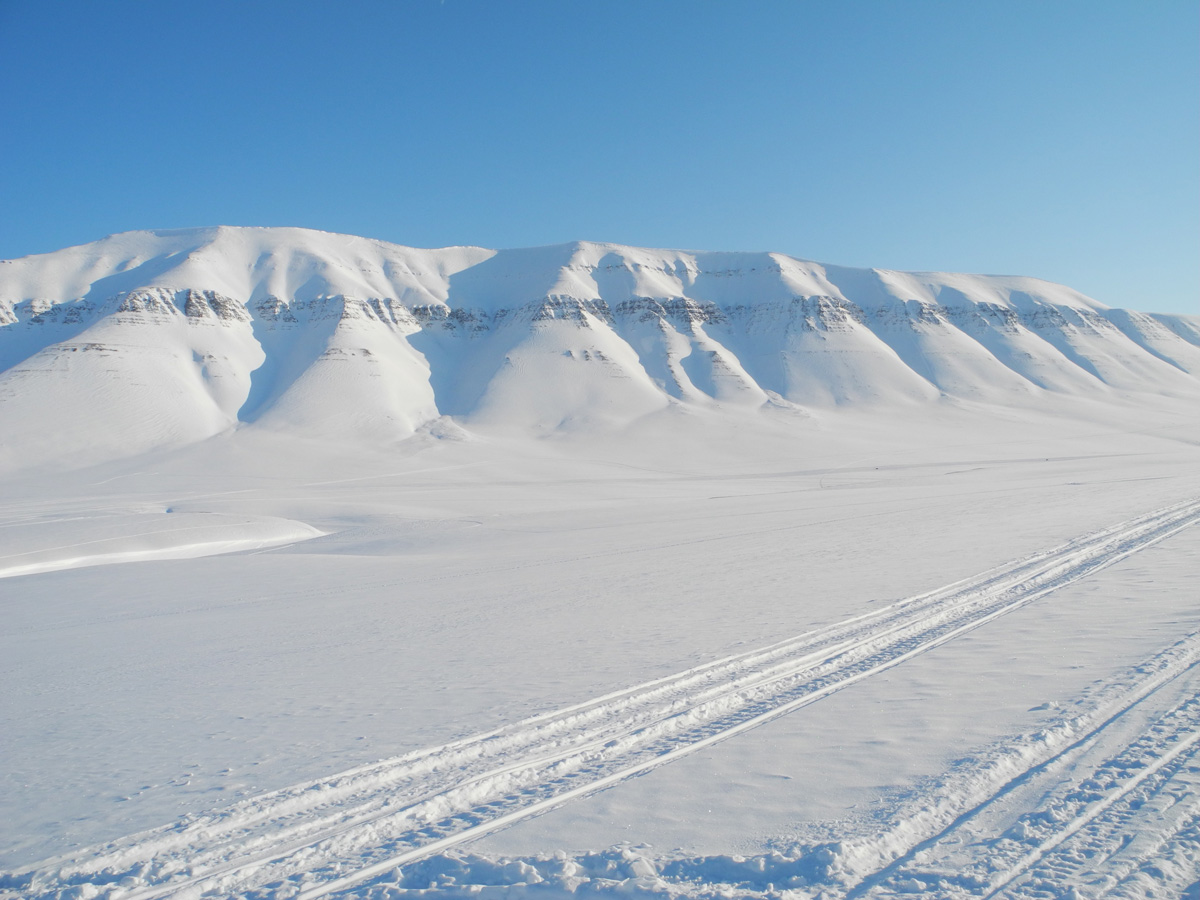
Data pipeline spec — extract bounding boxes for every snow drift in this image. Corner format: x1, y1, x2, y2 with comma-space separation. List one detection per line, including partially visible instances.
1, 227, 1197, 469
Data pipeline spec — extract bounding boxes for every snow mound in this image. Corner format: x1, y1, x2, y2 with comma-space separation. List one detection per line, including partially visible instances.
0, 511, 323, 579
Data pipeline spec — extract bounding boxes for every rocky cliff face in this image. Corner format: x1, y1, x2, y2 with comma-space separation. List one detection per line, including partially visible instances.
1, 227, 1197, 467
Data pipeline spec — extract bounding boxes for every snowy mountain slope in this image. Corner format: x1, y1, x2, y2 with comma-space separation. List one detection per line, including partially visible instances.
1, 227, 1197, 468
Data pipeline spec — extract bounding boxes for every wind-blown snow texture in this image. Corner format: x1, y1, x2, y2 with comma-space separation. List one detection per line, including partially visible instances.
2, 226, 1197, 470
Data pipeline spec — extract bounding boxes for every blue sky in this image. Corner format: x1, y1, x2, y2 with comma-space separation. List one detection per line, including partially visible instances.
1, 0, 1196, 313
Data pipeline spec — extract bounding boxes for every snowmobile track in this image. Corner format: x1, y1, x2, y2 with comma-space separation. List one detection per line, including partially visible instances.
987, 702, 1200, 899
854, 667, 1200, 898
7, 498, 1199, 900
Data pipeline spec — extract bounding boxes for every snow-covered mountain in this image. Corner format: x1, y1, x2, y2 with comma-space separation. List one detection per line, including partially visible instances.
2, 226, 1197, 468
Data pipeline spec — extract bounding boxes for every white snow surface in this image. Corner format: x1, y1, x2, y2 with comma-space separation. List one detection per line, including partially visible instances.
2, 228, 1200, 899
0, 511, 323, 579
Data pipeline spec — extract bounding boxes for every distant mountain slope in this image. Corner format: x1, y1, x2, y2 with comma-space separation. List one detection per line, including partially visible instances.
1, 227, 1197, 468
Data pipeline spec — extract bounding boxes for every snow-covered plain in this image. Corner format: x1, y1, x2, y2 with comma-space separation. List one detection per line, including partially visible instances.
1, 229, 1199, 899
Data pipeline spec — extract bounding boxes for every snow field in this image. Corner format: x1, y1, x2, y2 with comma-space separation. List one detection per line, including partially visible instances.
4, 488, 1198, 899
1, 222, 1198, 900
341, 633, 1200, 899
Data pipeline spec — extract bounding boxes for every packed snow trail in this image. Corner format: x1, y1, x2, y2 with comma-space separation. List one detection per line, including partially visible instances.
328, 632, 1200, 899
5, 498, 1199, 900
853, 661, 1200, 899
990, 711, 1200, 899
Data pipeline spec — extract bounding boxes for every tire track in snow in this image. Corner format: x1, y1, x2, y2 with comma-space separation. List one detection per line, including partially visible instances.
854, 677, 1200, 898
1102, 801, 1200, 899
333, 632, 1200, 899
336, 634, 1200, 899
6, 498, 1199, 900
987, 698, 1200, 899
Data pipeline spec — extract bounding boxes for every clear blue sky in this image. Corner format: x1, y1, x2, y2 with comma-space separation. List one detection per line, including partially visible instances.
1, 0, 1196, 313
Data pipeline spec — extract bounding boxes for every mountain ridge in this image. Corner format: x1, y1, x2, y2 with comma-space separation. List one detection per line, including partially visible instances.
1, 227, 1197, 472
0, 227, 1132, 313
